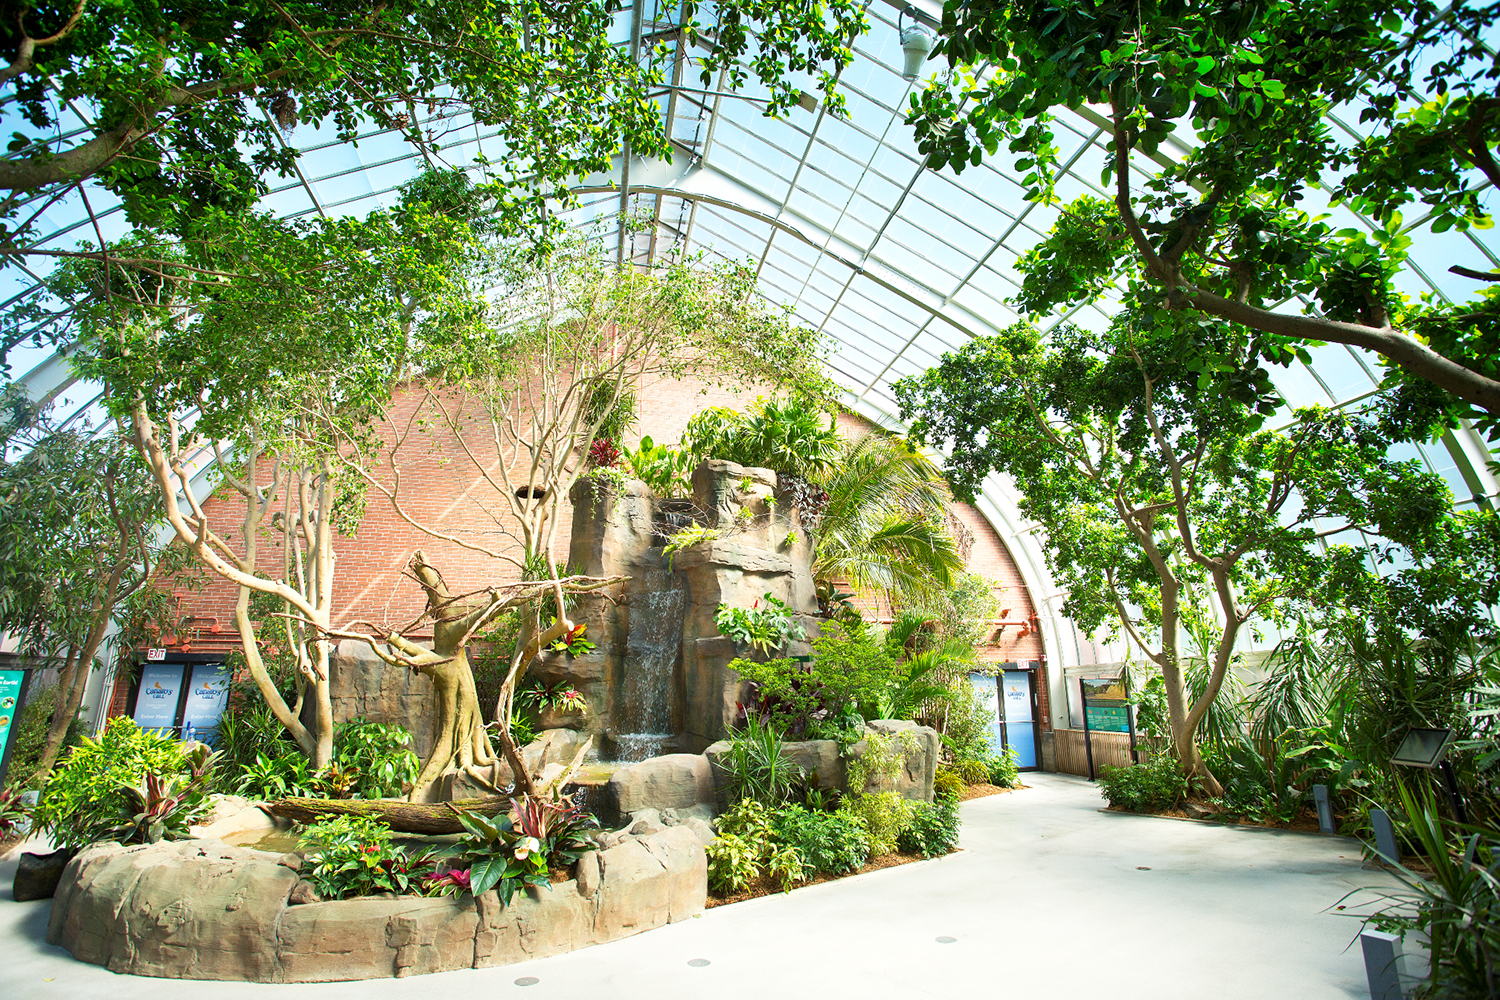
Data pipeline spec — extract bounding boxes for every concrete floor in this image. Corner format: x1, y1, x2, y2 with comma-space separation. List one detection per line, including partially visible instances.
0, 772, 1396, 999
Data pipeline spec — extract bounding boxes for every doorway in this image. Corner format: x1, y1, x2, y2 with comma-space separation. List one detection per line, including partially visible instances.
128, 657, 230, 741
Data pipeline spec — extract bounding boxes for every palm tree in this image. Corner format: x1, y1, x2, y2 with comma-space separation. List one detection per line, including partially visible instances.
812, 432, 963, 601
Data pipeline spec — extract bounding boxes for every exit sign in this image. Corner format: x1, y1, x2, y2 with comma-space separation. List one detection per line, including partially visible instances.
146, 648, 167, 662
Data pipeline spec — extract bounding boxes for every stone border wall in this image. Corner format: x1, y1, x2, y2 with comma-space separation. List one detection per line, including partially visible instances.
47, 826, 707, 983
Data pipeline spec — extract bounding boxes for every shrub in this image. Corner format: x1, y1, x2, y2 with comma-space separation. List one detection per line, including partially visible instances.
847, 729, 920, 792
35, 717, 207, 850
706, 831, 764, 894
720, 715, 804, 806
898, 799, 961, 857
440, 796, 597, 903
988, 746, 1021, 788
2, 681, 88, 791
1097, 753, 1189, 813
839, 790, 915, 856
732, 621, 898, 740
331, 718, 420, 798
950, 759, 990, 785
230, 717, 419, 801
771, 804, 869, 875
933, 769, 964, 803
706, 798, 807, 894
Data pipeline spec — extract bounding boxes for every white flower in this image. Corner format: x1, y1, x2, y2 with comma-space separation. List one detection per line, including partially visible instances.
514, 836, 542, 859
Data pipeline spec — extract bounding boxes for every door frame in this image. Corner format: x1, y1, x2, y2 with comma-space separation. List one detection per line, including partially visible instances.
995, 663, 1042, 772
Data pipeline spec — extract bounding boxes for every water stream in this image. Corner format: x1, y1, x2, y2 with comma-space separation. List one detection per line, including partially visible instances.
611, 569, 685, 762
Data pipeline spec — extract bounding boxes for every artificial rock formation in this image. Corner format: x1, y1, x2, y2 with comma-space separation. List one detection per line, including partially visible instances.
326, 459, 822, 762
48, 826, 708, 982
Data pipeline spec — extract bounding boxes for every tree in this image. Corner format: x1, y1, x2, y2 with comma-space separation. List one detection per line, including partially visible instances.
893, 315, 1454, 791
908, 0, 1500, 435
350, 231, 833, 732
0, 392, 186, 781
323, 550, 620, 799
69, 179, 489, 768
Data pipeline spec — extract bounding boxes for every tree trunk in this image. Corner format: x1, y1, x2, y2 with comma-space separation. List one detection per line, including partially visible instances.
267, 795, 509, 834
410, 647, 494, 797
31, 648, 82, 783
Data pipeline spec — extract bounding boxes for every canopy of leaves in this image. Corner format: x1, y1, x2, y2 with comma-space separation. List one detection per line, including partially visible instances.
892, 315, 1457, 645
0, 1, 869, 240
908, 0, 1500, 435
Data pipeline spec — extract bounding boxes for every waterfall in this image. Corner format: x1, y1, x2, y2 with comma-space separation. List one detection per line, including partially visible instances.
612, 569, 685, 762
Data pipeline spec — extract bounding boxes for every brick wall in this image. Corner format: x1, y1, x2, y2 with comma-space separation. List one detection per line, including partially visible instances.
108, 383, 1047, 724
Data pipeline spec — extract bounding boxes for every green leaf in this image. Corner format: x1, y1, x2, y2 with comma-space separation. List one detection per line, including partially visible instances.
469, 856, 508, 896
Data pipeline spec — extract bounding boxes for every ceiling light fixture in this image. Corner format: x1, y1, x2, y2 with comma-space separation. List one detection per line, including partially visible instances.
898, 6, 935, 81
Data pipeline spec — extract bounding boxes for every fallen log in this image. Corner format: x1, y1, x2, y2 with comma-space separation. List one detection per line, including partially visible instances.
266, 796, 510, 835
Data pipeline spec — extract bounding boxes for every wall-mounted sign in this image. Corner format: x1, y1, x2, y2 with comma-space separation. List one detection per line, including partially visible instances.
146, 648, 167, 662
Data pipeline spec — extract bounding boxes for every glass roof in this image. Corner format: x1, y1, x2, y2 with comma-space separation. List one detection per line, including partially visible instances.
5, 0, 1498, 669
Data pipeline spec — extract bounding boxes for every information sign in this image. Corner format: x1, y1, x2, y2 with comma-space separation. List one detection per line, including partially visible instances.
1079, 674, 1138, 779
0, 668, 32, 788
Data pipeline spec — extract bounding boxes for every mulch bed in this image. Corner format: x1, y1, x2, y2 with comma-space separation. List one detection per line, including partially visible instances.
959, 782, 1027, 802
706, 850, 939, 908
1106, 800, 1327, 835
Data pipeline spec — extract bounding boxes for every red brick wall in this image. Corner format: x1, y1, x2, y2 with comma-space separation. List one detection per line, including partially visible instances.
109, 383, 1047, 723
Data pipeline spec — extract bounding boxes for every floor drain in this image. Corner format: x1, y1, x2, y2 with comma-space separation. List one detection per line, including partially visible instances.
515, 976, 540, 986
936, 936, 957, 944
688, 958, 711, 967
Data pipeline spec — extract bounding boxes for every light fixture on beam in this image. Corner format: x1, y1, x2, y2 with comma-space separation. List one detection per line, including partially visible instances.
898, 6, 934, 81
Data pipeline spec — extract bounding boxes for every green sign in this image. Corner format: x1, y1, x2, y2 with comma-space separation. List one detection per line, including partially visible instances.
0, 668, 27, 785
1085, 702, 1131, 733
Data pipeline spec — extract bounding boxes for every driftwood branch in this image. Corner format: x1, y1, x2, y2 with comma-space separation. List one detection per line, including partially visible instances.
266, 795, 510, 834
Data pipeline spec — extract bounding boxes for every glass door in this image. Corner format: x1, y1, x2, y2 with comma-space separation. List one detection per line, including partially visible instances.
1000, 669, 1039, 769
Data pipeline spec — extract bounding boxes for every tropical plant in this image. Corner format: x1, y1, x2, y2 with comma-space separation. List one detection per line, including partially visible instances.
987, 746, 1022, 790
839, 791, 915, 857
298, 815, 440, 901
516, 678, 588, 718
234, 753, 319, 801
112, 745, 217, 845
933, 769, 965, 804
623, 436, 695, 498
720, 715, 806, 806
733, 621, 898, 740
1361, 783, 1500, 1000
811, 432, 963, 600
0, 788, 31, 839
329, 719, 421, 800
663, 525, 722, 568
706, 798, 805, 894
443, 796, 597, 903
715, 594, 807, 655
544, 622, 596, 657
683, 399, 842, 480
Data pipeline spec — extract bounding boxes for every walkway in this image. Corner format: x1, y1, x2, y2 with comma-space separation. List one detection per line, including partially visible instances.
0, 773, 1394, 999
